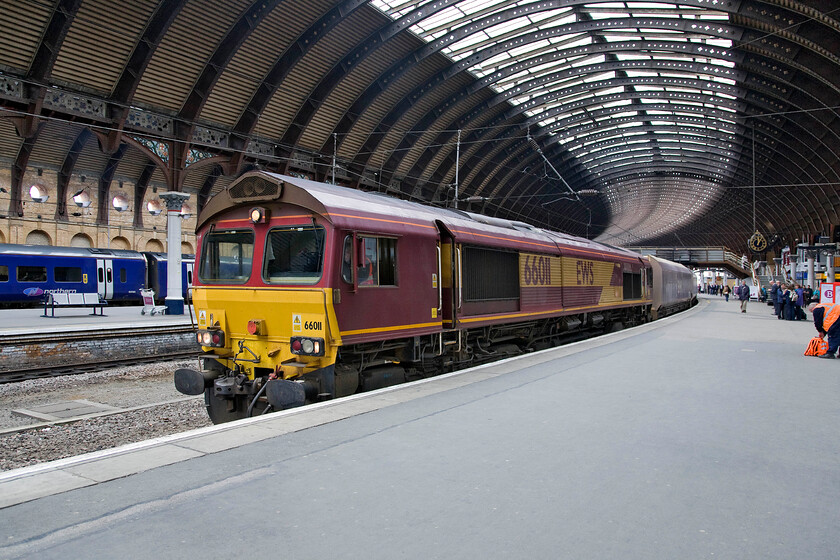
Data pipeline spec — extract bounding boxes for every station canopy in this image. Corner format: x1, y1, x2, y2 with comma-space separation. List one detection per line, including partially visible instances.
0, 0, 838, 253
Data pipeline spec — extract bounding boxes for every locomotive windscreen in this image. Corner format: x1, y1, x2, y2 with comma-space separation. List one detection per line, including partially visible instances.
198, 229, 255, 283
263, 225, 325, 284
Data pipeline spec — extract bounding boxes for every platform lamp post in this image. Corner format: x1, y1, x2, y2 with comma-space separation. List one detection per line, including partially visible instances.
159, 192, 190, 315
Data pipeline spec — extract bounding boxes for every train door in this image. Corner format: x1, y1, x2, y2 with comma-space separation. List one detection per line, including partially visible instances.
435, 221, 458, 328
183, 260, 194, 302
96, 259, 114, 300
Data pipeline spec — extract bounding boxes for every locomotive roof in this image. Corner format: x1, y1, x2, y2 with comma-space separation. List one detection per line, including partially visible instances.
203, 171, 643, 261
0, 243, 146, 259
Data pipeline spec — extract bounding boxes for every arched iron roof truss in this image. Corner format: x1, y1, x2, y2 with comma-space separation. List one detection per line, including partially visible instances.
0, 0, 838, 252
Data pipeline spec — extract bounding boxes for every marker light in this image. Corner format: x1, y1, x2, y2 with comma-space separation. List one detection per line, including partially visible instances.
247, 320, 262, 335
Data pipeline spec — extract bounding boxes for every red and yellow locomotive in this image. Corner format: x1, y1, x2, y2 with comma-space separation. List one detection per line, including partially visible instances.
175, 171, 695, 423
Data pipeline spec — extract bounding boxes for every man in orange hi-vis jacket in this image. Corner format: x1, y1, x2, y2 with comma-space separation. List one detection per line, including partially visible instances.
808, 302, 840, 359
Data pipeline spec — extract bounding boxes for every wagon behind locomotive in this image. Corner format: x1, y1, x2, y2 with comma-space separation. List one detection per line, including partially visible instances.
647, 254, 697, 319
178, 171, 695, 424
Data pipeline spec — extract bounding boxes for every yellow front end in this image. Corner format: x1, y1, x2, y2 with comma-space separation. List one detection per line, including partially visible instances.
193, 286, 341, 381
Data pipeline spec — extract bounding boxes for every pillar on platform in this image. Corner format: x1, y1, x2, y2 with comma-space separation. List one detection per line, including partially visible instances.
773, 257, 782, 277
827, 252, 835, 286
159, 192, 190, 315
807, 254, 815, 289
789, 254, 799, 284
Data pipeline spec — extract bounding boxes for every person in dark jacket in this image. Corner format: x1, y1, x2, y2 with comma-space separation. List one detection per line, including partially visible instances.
778, 283, 789, 320
738, 280, 750, 313
770, 281, 780, 316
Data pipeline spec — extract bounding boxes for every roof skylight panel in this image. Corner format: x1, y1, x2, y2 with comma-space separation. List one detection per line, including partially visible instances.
615, 53, 652, 61
709, 58, 736, 68
412, 6, 465, 35
486, 18, 532, 37
446, 31, 491, 58
706, 75, 736, 85
369, 0, 422, 18
586, 10, 633, 21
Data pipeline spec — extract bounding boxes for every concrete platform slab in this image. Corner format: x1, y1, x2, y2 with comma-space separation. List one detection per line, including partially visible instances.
1, 296, 838, 559
0, 470, 93, 509
62, 444, 205, 483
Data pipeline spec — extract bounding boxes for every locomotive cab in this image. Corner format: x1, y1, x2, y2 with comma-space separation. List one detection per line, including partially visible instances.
175, 175, 346, 423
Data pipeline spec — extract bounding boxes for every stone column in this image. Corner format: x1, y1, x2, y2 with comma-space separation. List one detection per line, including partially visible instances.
789, 254, 799, 284
807, 254, 815, 289
827, 252, 835, 286
159, 192, 190, 315
773, 257, 782, 277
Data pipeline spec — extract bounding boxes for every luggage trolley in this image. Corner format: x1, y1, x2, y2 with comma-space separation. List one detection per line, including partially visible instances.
140, 289, 167, 315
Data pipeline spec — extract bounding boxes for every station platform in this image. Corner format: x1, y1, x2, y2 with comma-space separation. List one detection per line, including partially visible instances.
1, 296, 838, 558
0, 304, 194, 337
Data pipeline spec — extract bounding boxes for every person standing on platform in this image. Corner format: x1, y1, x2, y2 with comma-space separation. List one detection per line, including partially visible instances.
808, 302, 840, 359
723, 284, 731, 302
770, 281, 780, 316
779, 283, 790, 320
795, 285, 805, 320
738, 280, 750, 313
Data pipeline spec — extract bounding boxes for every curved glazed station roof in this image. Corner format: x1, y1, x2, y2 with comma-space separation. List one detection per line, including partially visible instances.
0, 0, 838, 252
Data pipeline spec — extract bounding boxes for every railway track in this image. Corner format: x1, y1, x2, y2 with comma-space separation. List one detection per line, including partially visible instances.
0, 350, 202, 383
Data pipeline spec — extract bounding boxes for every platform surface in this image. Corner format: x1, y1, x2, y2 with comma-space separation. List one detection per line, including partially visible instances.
0, 303, 194, 336
0, 296, 837, 559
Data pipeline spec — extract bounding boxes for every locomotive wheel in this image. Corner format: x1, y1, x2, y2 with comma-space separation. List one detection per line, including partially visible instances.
204, 390, 269, 424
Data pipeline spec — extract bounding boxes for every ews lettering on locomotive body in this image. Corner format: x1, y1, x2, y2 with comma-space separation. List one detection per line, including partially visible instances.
576, 260, 595, 285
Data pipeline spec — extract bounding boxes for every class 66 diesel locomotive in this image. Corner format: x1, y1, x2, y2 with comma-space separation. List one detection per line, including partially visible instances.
175, 171, 696, 424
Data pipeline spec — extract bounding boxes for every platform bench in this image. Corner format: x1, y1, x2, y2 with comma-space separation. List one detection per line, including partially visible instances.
42, 292, 108, 317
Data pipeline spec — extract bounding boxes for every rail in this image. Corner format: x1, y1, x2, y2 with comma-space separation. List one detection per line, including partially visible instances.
0, 350, 201, 383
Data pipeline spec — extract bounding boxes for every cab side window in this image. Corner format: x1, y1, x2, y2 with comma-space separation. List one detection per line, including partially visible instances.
358, 236, 397, 287
341, 236, 353, 284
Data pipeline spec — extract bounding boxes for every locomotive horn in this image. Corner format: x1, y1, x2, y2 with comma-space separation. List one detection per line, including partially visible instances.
265, 379, 307, 409
174, 368, 220, 396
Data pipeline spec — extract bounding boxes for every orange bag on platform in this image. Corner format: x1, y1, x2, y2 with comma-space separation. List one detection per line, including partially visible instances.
804, 337, 829, 356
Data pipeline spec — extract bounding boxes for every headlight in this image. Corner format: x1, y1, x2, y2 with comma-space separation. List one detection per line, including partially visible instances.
290, 336, 325, 356
197, 329, 225, 348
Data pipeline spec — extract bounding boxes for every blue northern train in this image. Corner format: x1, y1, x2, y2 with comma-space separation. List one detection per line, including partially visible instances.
0, 243, 193, 304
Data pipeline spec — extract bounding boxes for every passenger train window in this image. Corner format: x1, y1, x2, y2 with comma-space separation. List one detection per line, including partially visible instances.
358, 236, 396, 287
198, 229, 254, 283
120, 268, 127, 283
0, 266, 8, 282
17, 266, 47, 283
263, 225, 325, 284
55, 267, 82, 283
